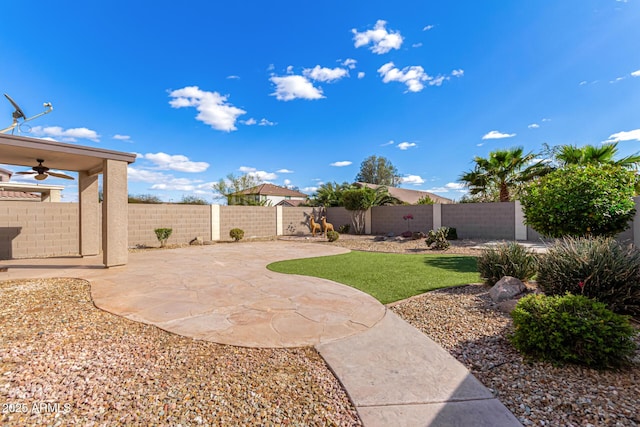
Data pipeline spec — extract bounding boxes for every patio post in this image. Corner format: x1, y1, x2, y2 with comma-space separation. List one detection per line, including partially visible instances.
79, 171, 100, 256
102, 159, 128, 267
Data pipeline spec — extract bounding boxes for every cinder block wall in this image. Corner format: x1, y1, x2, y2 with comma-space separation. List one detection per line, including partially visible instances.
0, 201, 79, 259
326, 207, 352, 232
281, 207, 322, 235
128, 204, 211, 247
219, 206, 276, 240
442, 202, 515, 239
371, 205, 433, 235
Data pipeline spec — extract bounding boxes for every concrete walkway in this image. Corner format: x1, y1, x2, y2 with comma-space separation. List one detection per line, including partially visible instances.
0, 242, 520, 426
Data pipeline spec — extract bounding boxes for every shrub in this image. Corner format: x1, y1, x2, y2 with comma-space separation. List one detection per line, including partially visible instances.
337, 224, 350, 234
426, 227, 451, 250
477, 242, 537, 286
446, 227, 458, 240
520, 164, 636, 238
537, 236, 640, 315
229, 228, 244, 241
510, 293, 637, 369
326, 230, 340, 242
154, 228, 173, 248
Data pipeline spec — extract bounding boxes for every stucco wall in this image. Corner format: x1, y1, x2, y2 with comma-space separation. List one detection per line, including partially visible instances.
128, 204, 211, 247
370, 205, 434, 235
0, 201, 79, 259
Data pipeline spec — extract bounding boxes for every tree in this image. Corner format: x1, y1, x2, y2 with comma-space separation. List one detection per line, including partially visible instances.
552, 142, 640, 169
212, 173, 264, 205
520, 164, 636, 238
355, 155, 401, 186
128, 194, 163, 204
178, 195, 209, 205
459, 147, 544, 202
308, 182, 353, 207
342, 186, 397, 234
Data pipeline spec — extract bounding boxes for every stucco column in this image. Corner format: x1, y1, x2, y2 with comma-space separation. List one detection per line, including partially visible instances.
211, 204, 221, 241
514, 200, 527, 241
365, 208, 372, 234
432, 204, 442, 231
79, 171, 100, 256
102, 159, 128, 267
276, 205, 283, 236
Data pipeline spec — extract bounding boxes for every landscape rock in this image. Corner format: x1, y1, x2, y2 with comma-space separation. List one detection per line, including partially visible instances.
489, 276, 526, 303
190, 236, 204, 245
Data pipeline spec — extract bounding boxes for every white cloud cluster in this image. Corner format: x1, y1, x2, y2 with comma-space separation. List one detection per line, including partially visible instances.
451, 69, 464, 78
352, 20, 403, 54
607, 128, 640, 142
113, 134, 131, 141
428, 182, 466, 193
423, 25, 434, 31
243, 117, 276, 126
378, 62, 450, 92
482, 130, 516, 140
303, 66, 349, 82
401, 175, 425, 185
342, 58, 357, 69
276, 169, 294, 173
238, 166, 277, 181
30, 126, 100, 142
398, 142, 417, 150
168, 86, 246, 132
143, 152, 209, 173
270, 75, 324, 101
330, 161, 352, 167
631, 70, 640, 77
528, 123, 540, 129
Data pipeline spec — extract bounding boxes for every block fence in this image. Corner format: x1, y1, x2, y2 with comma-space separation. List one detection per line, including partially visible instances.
1, 199, 639, 259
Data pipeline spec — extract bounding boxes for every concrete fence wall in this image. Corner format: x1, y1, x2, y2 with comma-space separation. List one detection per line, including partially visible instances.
2, 198, 640, 259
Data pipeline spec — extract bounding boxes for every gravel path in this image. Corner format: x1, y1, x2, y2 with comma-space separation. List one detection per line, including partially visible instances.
0, 278, 361, 426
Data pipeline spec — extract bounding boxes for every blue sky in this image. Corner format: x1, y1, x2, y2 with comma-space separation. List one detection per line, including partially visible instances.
1, 0, 639, 203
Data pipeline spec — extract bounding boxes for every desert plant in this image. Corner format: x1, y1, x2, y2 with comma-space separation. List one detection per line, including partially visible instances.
229, 228, 245, 241
426, 227, 451, 250
537, 236, 640, 315
477, 242, 537, 286
337, 224, 350, 234
510, 293, 637, 369
520, 164, 636, 237
326, 230, 340, 242
154, 228, 173, 247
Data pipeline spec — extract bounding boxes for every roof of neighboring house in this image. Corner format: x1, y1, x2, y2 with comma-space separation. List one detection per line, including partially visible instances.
355, 182, 454, 204
275, 199, 307, 207
231, 183, 308, 198
0, 190, 40, 201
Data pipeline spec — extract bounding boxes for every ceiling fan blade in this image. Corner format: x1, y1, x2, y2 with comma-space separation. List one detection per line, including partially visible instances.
47, 171, 75, 180
15, 171, 36, 175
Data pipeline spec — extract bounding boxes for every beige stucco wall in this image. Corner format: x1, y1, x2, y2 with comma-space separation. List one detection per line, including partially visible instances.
128, 204, 211, 247
219, 206, 276, 241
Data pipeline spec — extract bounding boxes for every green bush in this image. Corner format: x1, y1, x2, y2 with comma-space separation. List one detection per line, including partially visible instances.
337, 224, 351, 234
426, 227, 451, 250
511, 293, 637, 369
537, 236, 640, 315
154, 228, 173, 247
520, 164, 636, 238
229, 228, 244, 241
326, 230, 340, 242
477, 242, 537, 286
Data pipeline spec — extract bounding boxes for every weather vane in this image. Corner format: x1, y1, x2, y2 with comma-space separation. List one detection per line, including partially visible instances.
0, 93, 53, 134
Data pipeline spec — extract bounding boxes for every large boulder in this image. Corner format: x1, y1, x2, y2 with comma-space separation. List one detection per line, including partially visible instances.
489, 276, 526, 303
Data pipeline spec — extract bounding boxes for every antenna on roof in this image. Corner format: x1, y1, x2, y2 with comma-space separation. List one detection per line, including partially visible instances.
0, 93, 53, 135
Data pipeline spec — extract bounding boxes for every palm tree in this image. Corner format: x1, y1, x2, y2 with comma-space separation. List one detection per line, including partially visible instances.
460, 147, 543, 202
554, 142, 640, 170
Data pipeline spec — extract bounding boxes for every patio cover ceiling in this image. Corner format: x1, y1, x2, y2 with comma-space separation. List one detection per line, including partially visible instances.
0, 133, 136, 174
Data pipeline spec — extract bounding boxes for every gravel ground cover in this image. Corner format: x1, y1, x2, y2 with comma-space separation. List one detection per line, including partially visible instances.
0, 278, 361, 426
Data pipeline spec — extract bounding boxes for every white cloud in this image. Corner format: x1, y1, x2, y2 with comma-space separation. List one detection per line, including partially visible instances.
303, 186, 318, 193
445, 182, 465, 190
352, 20, 403, 54
398, 142, 417, 150
238, 166, 277, 181
286, 65, 294, 74
127, 167, 170, 183
243, 118, 257, 125
342, 58, 357, 69
606, 128, 640, 142
542, 118, 551, 122
259, 118, 276, 126
401, 175, 425, 185
330, 161, 352, 167
227, 75, 240, 79
168, 86, 246, 132
579, 80, 588, 85
381, 140, 395, 146
528, 123, 540, 129
378, 62, 446, 92
412, 43, 423, 48
451, 69, 464, 78
357, 72, 365, 79
30, 126, 100, 142
239, 166, 256, 173
303, 65, 348, 82
631, 69, 640, 77
423, 25, 434, 31
276, 169, 294, 173
270, 75, 324, 101
143, 152, 209, 173
113, 134, 131, 141
482, 130, 516, 140
283, 179, 291, 186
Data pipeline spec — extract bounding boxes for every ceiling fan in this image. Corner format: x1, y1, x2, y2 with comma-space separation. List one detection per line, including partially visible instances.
16, 159, 74, 181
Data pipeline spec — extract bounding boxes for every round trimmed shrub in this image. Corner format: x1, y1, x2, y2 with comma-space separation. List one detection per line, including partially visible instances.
520, 164, 636, 238
537, 236, 640, 315
326, 230, 339, 242
477, 242, 537, 286
229, 228, 244, 241
511, 293, 637, 369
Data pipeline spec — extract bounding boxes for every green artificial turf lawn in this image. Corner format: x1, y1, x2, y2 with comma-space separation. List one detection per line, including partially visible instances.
267, 251, 480, 304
